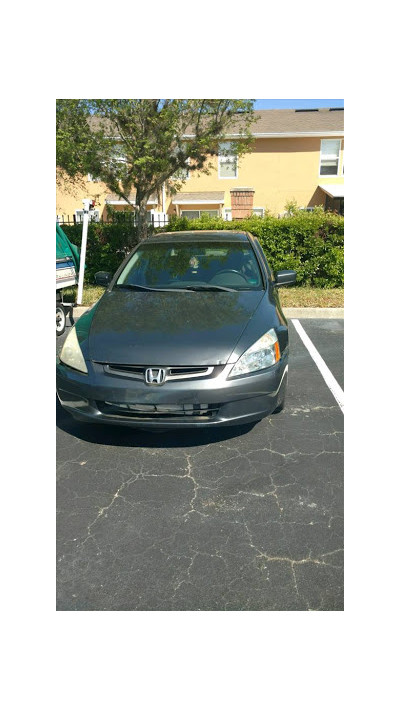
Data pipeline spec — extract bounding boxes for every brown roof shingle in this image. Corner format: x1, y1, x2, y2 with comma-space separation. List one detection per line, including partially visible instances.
251, 108, 344, 134
171, 191, 225, 203
90, 107, 343, 138
182, 108, 344, 136
105, 191, 158, 203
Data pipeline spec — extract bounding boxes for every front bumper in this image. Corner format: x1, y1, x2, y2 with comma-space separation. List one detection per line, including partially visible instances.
56, 354, 288, 429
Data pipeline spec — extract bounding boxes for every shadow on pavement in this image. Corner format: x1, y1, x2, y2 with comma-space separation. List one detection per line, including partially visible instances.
56, 397, 257, 449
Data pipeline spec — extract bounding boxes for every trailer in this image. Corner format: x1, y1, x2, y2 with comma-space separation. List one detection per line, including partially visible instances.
56, 223, 80, 335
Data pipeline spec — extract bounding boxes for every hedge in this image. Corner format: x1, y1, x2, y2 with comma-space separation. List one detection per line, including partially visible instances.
61, 207, 344, 287
61, 220, 139, 283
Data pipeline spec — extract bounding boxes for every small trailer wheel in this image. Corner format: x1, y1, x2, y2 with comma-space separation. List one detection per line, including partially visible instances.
56, 303, 66, 336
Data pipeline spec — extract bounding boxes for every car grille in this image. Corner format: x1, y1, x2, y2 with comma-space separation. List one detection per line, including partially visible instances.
97, 401, 220, 420
101, 364, 217, 382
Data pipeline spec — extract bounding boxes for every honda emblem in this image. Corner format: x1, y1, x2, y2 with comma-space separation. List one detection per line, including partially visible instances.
145, 368, 166, 385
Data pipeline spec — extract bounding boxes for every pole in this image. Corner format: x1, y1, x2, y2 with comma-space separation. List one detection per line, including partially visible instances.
77, 199, 90, 305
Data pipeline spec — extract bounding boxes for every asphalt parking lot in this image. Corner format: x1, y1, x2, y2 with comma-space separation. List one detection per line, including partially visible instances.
56, 318, 344, 611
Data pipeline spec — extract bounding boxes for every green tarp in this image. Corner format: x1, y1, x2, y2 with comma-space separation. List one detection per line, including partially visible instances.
56, 223, 80, 270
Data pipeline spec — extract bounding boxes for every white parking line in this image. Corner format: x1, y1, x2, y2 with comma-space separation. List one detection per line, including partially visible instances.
291, 319, 344, 414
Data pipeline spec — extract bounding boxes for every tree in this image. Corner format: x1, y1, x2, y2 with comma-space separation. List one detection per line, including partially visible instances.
56, 99, 258, 239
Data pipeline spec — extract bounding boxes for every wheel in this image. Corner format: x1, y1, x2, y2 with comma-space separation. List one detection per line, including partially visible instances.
56, 304, 66, 336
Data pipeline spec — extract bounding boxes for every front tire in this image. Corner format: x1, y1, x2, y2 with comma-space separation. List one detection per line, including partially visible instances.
56, 304, 66, 336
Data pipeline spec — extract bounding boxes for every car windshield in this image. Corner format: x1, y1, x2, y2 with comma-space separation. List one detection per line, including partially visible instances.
115, 241, 263, 291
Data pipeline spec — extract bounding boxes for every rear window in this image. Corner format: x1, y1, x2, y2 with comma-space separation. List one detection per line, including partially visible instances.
116, 241, 263, 291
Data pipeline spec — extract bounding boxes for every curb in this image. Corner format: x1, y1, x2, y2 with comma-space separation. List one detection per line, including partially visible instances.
71, 305, 344, 321
72, 306, 90, 319
282, 307, 344, 319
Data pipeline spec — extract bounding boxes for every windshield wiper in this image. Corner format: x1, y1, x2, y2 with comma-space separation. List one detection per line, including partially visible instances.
115, 283, 237, 293
115, 283, 192, 293
184, 285, 237, 292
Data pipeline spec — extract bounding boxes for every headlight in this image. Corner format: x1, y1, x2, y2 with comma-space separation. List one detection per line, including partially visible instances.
59, 327, 88, 373
229, 328, 280, 377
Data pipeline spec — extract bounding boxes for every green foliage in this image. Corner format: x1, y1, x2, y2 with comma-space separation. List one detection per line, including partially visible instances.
61, 221, 139, 283
62, 209, 344, 288
283, 199, 300, 215
56, 99, 258, 240
164, 209, 344, 287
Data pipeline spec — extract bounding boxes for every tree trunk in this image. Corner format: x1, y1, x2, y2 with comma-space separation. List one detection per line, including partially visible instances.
136, 197, 149, 241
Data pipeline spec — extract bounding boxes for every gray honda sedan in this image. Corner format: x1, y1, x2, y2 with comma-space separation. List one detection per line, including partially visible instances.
56, 231, 296, 428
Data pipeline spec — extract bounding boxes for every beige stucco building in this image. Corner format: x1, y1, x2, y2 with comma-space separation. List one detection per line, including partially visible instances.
56, 108, 344, 223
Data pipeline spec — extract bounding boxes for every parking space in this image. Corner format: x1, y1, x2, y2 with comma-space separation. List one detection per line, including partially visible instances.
56, 318, 344, 610
295, 318, 344, 390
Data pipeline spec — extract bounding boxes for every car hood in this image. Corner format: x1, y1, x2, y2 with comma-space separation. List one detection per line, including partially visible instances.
88, 289, 264, 366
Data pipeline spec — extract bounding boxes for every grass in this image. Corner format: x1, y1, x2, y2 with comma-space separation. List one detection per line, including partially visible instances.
63, 284, 344, 308
62, 284, 106, 306
279, 287, 344, 308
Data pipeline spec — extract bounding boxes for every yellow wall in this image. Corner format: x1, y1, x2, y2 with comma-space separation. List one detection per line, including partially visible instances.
164, 136, 344, 215
56, 174, 113, 219
56, 136, 344, 218
56, 177, 159, 219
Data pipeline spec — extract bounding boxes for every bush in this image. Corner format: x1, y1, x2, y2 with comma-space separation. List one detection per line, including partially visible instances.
61, 220, 139, 282
61, 208, 344, 287
165, 208, 344, 287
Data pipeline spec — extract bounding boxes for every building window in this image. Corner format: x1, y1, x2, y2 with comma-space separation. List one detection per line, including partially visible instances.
252, 208, 264, 217
111, 143, 126, 163
181, 210, 219, 219
218, 142, 238, 178
172, 159, 190, 181
319, 139, 341, 176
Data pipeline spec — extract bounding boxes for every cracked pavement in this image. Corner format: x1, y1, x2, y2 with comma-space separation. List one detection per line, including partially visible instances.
56, 319, 344, 610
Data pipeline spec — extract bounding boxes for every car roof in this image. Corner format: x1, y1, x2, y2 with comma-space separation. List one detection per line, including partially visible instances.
147, 230, 250, 243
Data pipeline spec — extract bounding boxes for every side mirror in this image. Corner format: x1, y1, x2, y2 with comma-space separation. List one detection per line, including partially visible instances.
274, 270, 297, 287
94, 271, 112, 287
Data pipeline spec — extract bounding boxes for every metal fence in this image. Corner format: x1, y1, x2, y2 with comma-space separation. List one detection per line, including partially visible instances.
57, 210, 281, 229
56, 212, 171, 228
